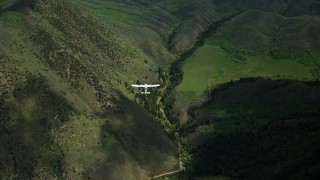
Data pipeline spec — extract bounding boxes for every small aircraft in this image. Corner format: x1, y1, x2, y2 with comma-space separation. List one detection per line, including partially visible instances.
131, 84, 160, 94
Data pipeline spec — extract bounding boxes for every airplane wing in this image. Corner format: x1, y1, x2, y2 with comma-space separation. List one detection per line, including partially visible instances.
132, 84, 160, 88
131, 84, 145, 87
145, 84, 160, 87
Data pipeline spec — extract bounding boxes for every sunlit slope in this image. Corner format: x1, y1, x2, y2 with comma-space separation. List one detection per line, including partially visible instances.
163, 0, 320, 52
176, 10, 320, 105
212, 10, 320, 77
75, 0, 320, 55
77, 0, 218, 54
76, 0, 177, 64
30, 0, 160, 91
213, 10, 320, 55
177, 44, 313, 105
0, 0, 178, 179
211, 0, 320, 16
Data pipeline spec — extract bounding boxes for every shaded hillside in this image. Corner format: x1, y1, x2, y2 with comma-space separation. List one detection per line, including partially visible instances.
179, 78, 320, 179
0, 0, 33, 12
0, 76, 73, 179
0, 0, 19, 10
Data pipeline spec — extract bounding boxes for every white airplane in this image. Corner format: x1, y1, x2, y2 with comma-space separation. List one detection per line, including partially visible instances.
131, 84, 160, 94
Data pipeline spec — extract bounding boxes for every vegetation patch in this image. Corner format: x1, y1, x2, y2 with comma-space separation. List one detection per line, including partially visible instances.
177, 44, 313, 105
77, 0, 141, 23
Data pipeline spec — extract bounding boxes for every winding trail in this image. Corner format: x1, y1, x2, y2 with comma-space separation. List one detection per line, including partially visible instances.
149, 135, 184, 180
149, 169, 183, 179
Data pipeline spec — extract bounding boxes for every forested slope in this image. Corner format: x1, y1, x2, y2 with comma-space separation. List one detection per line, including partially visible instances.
178, 79, 320, 179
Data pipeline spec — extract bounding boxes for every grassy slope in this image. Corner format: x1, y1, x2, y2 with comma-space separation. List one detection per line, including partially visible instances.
177, 44, 313, 105
0, 0, 179, 179
182, 79, 320, 179
176, 10, 320, 106
76, 0, 177, 64
54, 98, 178, 180
169, 4, 320, 179
211, 0, 320, 16
74, 0, 320, 56
84, 0, 218, 54
169, 0, 320, 53
213, 10, 320, 55
168, 0, 320, 53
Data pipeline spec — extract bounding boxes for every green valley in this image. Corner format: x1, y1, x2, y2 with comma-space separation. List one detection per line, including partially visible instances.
1, 0, 320, 179
177, 44, 313, 105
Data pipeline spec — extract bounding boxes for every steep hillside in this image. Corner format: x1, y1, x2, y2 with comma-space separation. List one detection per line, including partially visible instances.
71, 0, 320, 55
210, 10, 320, 79
77, 0, 219, 54
179, 79, 320, 179
0, 0, 179, 179
211, 0, 320, 16
166, 0, 320, 52
75, 0, 177, 64
173, 9, 320, 109
158, 3, 320, 179
176, 44, 313, 106
213, 10, 320, 55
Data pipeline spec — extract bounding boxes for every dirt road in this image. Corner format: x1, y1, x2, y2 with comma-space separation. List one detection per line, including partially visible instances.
149, 135, 184, 179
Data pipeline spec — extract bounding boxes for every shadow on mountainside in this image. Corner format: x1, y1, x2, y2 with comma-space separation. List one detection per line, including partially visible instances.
90, 92, 179, 179
0, 75, 73, 179
184, 79, 320, 179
